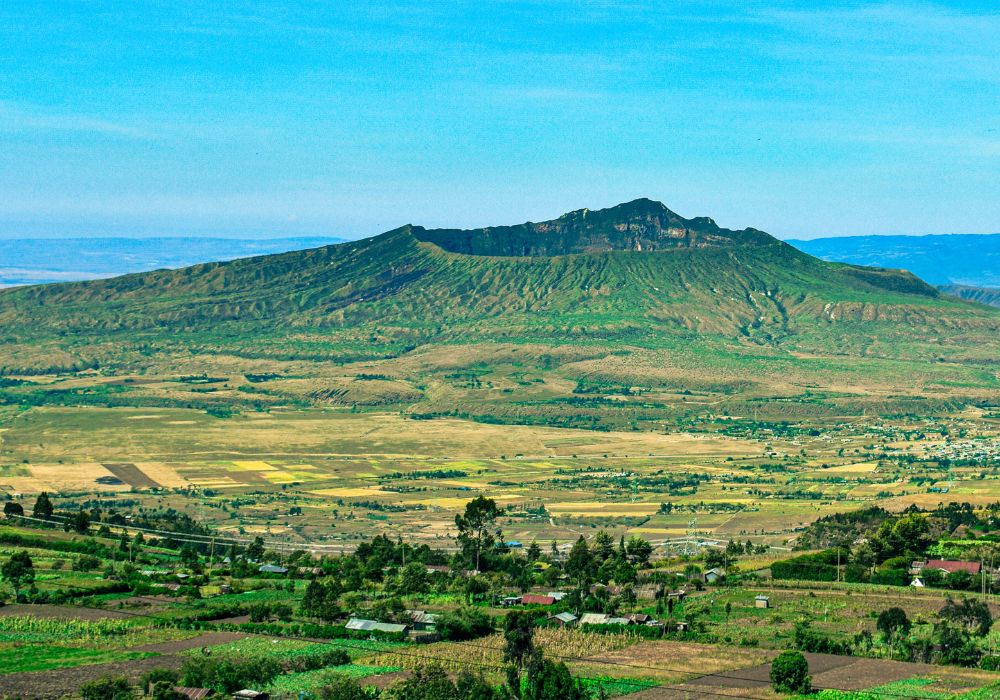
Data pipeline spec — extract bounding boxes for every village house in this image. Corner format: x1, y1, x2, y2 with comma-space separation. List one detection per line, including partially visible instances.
915, 560, 982, 576
232, 691, 268, 700
550, 612, 578, 626
704, 567, 724, 584
257, 564, 288, 574
405, 610, 438, 631
345, 618, 409, 635
521, 593, 556, 606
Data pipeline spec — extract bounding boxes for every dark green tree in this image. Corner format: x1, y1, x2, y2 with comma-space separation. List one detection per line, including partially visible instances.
625, 536, 653, 567
398, 561, 429, 595
940, 597, 993, 636
770, 650, 811, 694
504, 611, 537, 697
317, 673, 369, 700
3, 501, 23, 517
246, 536, 265, 562
33, 491, 54, 519
2, 550, 35, 602
80, 676, 135, 700
876, 607, 911, 637
565, 536, 593, 586
70, 508, 90, 534
526, 541, 541, 562
522, 655, 589, 700
455, 496, 502, 571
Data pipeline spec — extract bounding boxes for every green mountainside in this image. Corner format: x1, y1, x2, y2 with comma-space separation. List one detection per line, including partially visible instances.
0, 199, 998, 426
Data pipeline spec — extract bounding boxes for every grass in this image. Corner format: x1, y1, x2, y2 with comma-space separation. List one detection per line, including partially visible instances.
0, 643, 156, 674
579, 676, 659, 697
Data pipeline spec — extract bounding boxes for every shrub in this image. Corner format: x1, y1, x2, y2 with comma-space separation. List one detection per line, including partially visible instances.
73, 554, 101, 572
436, 607, 494, 641
770, 650, 810, 694
80, 676, 135, 700
317, 674, 370, 700
181, 656, 281, 693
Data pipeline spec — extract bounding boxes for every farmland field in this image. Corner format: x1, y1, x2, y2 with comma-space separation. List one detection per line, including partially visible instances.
3, 400, 999, 551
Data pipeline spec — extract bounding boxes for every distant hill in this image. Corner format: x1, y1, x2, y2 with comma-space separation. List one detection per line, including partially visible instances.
789, 233, 1000, 288
0, 236, 344, 287
939, 284, 1000, 308
0, 199, 997, 425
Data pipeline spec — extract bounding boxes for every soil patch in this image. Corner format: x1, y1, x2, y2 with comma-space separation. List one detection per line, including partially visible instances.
102, 463, 161, 489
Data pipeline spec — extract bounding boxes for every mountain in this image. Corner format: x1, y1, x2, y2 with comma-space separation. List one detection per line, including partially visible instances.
0, 199, 998, 426
940, 285, 1000, 308
789, 233, 1000, 288
0, 236, 345, 288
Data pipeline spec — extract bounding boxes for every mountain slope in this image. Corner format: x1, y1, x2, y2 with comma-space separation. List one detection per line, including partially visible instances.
940, 284, 1000, 308
0, 236, 345, 288
0, 199, 944, 334
0, 200, 997, 425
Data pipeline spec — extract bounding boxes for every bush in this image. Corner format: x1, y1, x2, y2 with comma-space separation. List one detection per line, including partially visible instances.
181, 656, 281, 693
770, 650, 811, 694
317, 674, 370, 700
980, 655, 1000, 671
73, 554, 101, 572
80, 676, 135, 700
794, 623, 850, 655
436, 607, 494, 641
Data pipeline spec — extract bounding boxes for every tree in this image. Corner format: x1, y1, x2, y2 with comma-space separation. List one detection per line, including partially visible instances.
398, 561, 429, 595
876, 607, 911, 659
139, 671, 184, 700
770, 650, 810, 694
877, 607, 911, 638
2, 550, 35, 602
3, 501, 23, 517
625, 535, 653, 567
565, 536, 593, 585
704, 549, 725, 570
526, 541, 541, 562
318, 673, 369, 700
504, 611, 536, 696
940, 597, 993, 636
464, 575, 489, 604
455, 496, 502, 571
937, 623, 982, 667
383, 663, 495, 700
246, 536, 265, 562
80, 676, 135, 700
33, 491, 53, 519
522, 655, 589, 700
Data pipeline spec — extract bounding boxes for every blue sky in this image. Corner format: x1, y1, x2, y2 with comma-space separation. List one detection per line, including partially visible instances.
1, 1, 998, 240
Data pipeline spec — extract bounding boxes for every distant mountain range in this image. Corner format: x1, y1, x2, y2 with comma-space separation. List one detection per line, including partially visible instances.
789, 234, 1000, 289
0, 236, 344, 287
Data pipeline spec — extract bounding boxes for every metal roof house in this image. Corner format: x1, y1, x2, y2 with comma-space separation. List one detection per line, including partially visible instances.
345, 618, 409, 634
258, 564, 288, 574
521, 594, 556, 606
232, 691, 268, 700
550, 612, 578, 626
